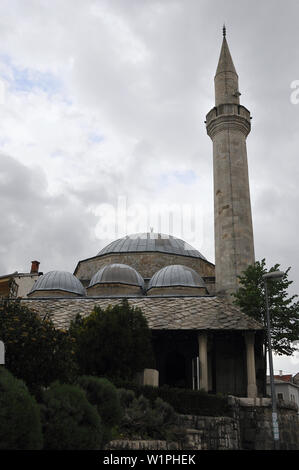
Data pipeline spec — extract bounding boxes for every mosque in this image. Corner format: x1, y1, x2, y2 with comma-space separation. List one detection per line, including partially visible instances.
1, 29, 266, 397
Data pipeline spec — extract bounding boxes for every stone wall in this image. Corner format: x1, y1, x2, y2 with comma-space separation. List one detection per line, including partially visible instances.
74, 252, 215, 282
28, 289, 80, 298
107, 440, 180, 450
229, 396, 299, 450
178, 415, 240, 450
106, 415, 239, 451
86, 283, 143, 296
106, 400, 299, 451
147, 286, 207, 296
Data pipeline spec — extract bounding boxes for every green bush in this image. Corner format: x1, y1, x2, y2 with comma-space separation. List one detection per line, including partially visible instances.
0, 301, 77, 396
77, 376, 122, 444
114, 381, 231, 417
0, 367, 43, 449
117, 389, 185, 443
70, 299, 154, 380
40, 382, 103, 450
118, 388, 135, 409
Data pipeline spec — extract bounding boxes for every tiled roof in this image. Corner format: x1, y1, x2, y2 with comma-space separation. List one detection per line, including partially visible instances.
20, 296, 263, 331
273, 375, 293, 383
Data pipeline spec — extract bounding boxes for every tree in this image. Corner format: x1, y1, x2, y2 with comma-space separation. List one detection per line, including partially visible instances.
0, 367, 43, 450
233, 259, 299, 356
70, 299, 154, 381
77, 375, 123, 444
0, 301, 77, 395
40, 381, 103, 450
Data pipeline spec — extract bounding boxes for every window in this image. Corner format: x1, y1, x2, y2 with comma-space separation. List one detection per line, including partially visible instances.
277, 393, 283, 401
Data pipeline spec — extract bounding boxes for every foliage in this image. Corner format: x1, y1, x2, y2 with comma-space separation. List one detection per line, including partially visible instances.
115, 381, 231, 417
70, 299, 154, 380
117, 388, 185, 443
76, 375, 122, 444
0, 367, 43, 449
0, 301, 77, 396
40, 381, 103, 450
233, 259, 299, 355
118, 388, 135, 409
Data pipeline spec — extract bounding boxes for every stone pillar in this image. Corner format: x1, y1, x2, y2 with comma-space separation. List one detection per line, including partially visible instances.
198, 333, 208, 392
136, 369, 159, 387
0, 340, 4, 365
245, 332, 257, 398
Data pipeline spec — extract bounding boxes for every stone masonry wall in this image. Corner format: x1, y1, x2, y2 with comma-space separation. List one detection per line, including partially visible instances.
229, 396, 299, 450
178, 415, 240, 450
106, 415, 240, 451
87, 283, 143, 296
106, 401, 299, 451
75, 252, 215, 282
107, 440, 180, 450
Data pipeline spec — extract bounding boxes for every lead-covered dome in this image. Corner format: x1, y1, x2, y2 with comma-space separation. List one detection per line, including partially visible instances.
87, 263, 144, 296
28, 271, 86, 297
98, 232, 206, 260
147, 265, 207, 296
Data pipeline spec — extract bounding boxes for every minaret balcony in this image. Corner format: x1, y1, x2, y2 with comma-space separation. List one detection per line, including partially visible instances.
206, 104, 251, 139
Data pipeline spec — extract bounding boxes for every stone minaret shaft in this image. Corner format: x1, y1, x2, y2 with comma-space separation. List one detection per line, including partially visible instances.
206, 32, 255, 296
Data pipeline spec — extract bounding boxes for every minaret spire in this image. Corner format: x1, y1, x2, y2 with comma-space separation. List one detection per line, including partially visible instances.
214, 30, 240, 106
223, 23, 226, 38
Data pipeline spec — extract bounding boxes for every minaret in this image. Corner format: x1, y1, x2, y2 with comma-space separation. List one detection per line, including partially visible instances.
206, 27, 255, 297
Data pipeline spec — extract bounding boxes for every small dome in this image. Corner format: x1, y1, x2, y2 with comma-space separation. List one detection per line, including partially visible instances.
98, 232, 206, 260
148, 265, 206, 291
89, 263, 144, 289
28, 271, 86, 296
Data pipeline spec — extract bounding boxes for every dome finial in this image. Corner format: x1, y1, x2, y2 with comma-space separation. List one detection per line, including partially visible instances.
223, 23, 226, 38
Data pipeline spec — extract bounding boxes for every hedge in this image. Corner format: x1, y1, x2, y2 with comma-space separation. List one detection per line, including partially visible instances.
113, 381, 231, 417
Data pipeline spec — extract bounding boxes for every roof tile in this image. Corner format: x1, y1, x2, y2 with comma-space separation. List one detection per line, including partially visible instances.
19, 296, 263, 331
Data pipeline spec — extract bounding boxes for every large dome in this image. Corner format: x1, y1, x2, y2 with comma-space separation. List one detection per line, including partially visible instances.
148, 265, 206, 291
29, 271, 86, 296
88, 263, 144, 289
98, 232, 206, 260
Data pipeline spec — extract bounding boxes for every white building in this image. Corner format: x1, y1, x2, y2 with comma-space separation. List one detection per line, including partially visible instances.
267, 374, 299, 414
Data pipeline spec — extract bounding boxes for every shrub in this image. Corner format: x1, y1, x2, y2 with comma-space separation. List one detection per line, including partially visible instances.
114, 381, 231, 417
0, 301, 77, 396
0, 367, 43, 449
117, 390, 185, 444
70, 299, 154, 380
77, 376, 122, 444
40, 382, 103, 450
118, 388, 135, 409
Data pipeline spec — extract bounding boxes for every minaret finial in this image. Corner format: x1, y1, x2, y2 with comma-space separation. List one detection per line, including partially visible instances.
223, 23, 226, 38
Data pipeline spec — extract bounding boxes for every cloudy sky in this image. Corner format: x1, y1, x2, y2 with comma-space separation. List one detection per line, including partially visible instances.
0, 0, 298, 373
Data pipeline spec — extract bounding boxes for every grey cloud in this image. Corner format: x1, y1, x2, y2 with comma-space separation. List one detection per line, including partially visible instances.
0, 153, 102, 273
